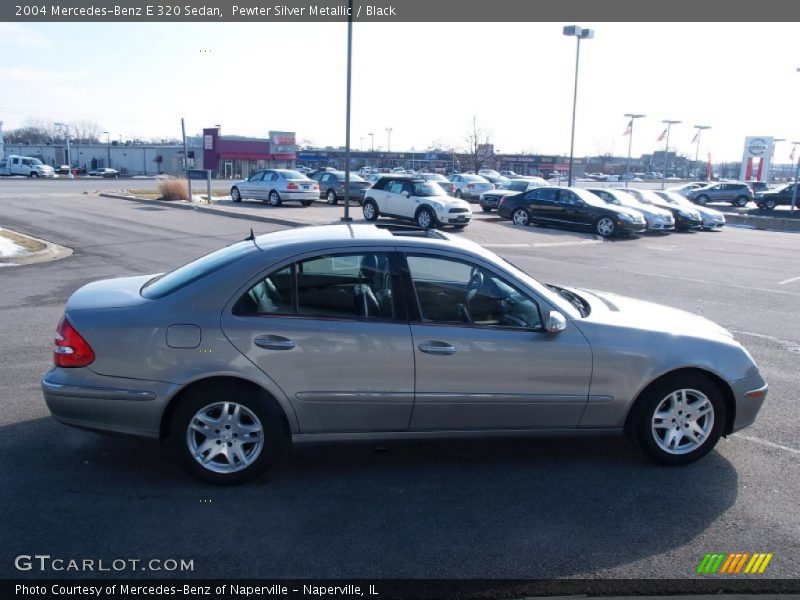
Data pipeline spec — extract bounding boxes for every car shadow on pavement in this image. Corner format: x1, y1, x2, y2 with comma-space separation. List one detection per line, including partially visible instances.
2, 417, 738, 579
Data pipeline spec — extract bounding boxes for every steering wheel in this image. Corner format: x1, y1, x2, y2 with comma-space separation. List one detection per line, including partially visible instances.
463, 268, 484, 315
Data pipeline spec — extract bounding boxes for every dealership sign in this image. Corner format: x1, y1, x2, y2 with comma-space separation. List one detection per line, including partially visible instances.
269, 131, 296, 154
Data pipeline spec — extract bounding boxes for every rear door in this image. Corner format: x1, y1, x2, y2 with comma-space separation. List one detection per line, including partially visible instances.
221, 251, 415, 433
240, 171, 265, 199
528, 187, 561, 223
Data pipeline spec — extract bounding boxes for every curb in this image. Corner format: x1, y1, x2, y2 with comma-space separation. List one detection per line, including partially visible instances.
98, 193, 313, 228
0, 229, 73, 265
724, 213, 800, 232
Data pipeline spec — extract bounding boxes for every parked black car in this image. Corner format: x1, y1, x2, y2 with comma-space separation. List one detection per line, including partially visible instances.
755, 183, 799, 210
496, 186, 647, 237
312, 171, 370, 205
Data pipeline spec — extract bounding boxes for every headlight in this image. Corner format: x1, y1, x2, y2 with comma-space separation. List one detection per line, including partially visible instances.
432, 203, 443, 210
617, 213, 634, 222
678, 210, 692, 218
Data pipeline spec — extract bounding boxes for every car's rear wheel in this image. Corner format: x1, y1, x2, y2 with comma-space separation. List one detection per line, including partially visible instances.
734, 196, 749, 208
416, 206, 436, 229
300, 200, 313, 206
511, 208, 529, 226
30, 172, 39, 178
595, 216, 616, 237
764, 199, 776, 210
170, 383, 287, 484
268, 191, 282, 207
695, 194, 709, 206
231, 187, 242, 202
631, 373, 726, 466
362, 199, 379, 221
326, 190, 338, 205
455, 189, 463, 199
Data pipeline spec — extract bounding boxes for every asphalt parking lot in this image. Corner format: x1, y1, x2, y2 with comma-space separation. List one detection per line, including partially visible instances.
1, 179, 799, 582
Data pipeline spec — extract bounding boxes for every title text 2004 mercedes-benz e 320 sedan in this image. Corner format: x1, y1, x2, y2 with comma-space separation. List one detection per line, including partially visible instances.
43, 224, 767, 484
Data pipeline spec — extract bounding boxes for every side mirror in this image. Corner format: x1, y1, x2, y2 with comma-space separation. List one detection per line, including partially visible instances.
545, 310, 567, 333
402, 191, 410, 198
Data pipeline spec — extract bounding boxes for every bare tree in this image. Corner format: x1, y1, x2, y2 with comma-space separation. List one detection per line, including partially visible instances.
464, 115, 492, 173
4, 118, 57, 144
70, 119, 101, 144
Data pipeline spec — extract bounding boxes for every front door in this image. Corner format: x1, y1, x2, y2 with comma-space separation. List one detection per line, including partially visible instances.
221, 251, 414, 433
402, 252, 592, 430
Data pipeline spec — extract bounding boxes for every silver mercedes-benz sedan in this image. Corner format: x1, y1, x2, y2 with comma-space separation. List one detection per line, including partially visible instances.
43, 224, 767, 484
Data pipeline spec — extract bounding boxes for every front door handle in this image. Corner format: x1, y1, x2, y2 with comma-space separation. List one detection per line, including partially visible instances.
254, 335, 296, 351
418, 341, 456, 355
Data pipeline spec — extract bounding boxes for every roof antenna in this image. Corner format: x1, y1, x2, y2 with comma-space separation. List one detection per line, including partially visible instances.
244, 228, 255, 241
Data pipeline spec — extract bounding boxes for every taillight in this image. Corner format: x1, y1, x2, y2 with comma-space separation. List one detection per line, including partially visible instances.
54, 317, 95, 368
286, 182, 299, 190
312, 183, 319, 190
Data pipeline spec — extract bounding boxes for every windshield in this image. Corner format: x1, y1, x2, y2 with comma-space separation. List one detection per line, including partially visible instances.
30, 158, 44, 166
332, 172, 365, 181
463, 175, 488, 183
612, 191, 641, 208
141, 241, 252, 299
593, 191, 619, 205
413, 182, 446, 196
499, 180, 529, 191
572, 188, 606, 207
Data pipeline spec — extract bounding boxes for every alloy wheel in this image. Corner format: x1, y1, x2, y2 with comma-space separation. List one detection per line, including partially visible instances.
596, 217, 615, 237
651, 389, 714, 455
186, 402, 264, 474
512, 208, 529, 226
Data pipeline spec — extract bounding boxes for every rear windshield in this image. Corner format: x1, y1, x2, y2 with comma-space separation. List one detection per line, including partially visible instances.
279, 170, 308, 180
141, 241, 252, 299
463, 175, 488, 182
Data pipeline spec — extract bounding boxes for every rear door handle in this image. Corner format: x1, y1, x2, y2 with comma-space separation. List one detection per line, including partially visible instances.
254, 335, 296, 351
418, 342, 457, 355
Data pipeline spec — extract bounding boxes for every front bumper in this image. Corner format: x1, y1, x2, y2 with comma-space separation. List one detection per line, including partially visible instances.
616, 220, 647, 234
729, 374, 768, 433
702, 217, 726, 229
42, 368, 178, 439
676, 215, 703, 229
646, 219, 675, 232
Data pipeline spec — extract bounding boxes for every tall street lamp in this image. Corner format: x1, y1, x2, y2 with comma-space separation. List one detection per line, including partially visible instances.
102, 130, 111, 169
563, 25, 594, 187
54, 122, 74, 179
341, 0, 354, 222
623, 113, 645, 188
692, 125, 711, 180
385, 128, 393, 153
660, 119, 681, 189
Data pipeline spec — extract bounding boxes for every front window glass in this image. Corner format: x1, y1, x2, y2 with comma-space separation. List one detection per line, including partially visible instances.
406, 255, 542, 329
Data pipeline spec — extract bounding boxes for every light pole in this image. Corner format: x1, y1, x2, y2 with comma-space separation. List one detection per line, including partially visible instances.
692, 125, 711, 180
102, 130, 111, 169
660, 119, 681, 189
623, 113, 645, 188
54, 122, 74, 178
791, 141, 800, 213
368, 132, 374, 151
341, 0, 354, 222
385, 127, 392, 153
563, 25, 594, 187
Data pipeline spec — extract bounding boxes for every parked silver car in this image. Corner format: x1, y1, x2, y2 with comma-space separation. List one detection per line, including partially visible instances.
449, 173, 494, 201
230, 169, 319, 207
43, 225, 767, 484
586, 188, 675, 232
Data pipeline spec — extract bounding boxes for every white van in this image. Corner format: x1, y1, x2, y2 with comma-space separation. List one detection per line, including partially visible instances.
2, 155, 55, 178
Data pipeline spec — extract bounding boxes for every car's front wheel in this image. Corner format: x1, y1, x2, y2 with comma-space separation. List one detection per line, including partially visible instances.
454, 189, 463, 199
763, 199, 776, 210
170, 383, 287, 485
362, 199, 379, 221
631, 373, 726, 466
595, 216, 616, 237
29, 172, 39, 178
695, 194, 709, 206
416, 206, 436, 229
511, 208, 529, 226
734, 196, 749, 207
231, 187, 242, 202
268, 191, 282, 207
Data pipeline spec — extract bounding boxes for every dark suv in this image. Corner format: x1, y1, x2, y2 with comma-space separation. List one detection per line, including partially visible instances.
313, 171, 370, 205
685, 182, 753, 207
754, 183, 799, 210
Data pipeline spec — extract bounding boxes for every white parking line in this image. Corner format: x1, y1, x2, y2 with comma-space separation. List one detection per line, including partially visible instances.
778, 275, 800, 285
733, 433, 800, 456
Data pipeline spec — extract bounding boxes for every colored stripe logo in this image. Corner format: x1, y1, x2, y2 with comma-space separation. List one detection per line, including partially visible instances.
697, 552, 773, 574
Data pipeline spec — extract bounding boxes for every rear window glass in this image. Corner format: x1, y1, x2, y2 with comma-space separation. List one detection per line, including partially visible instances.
463, 175, 487, 182
141, 241, 252, 299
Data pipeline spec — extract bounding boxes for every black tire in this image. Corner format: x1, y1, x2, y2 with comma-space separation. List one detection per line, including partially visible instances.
695, 194, 709, 206
326, 189, 338, 205
268, 191, 282, 207
595, 216, 616, 237
362, 199, 379, 221
511, 208, 529, 226
30, 172, 39, 178
300, 200, 313, 206
734, 196, 749, 208
454, 189, 463, 199
764, 199, 776, 210
416, 206, 436, 229
452, 225, 467, 230
231, 187, 242, 203
170, 382, 287, 485
630, 372, 727, 466
481, 206, 493, 213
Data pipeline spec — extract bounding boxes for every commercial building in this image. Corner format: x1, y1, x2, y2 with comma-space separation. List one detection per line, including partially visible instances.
202, 128, 297, 178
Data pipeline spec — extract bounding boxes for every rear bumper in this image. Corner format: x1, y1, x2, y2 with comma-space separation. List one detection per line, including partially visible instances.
282, 190, 319, 201
42, 368, 178, 439
480, 196, 504, 208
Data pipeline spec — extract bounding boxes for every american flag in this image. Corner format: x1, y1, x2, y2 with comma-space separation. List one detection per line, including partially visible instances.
623, 120, 632, 136
657, 128, 667, 142
691, 131, 699, 143
791, 145, 796, 162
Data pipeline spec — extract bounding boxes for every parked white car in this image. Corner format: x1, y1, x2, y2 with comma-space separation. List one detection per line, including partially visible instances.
449, 173, 493, 201
362, 175, 472, 229
1, 155, 55, 178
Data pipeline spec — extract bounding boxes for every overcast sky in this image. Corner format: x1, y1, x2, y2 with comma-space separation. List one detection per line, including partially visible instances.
1, 22, 798, 161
